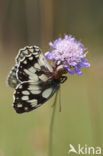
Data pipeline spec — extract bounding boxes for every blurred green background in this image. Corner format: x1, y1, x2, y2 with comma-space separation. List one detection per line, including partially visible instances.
0, 0, 103, 156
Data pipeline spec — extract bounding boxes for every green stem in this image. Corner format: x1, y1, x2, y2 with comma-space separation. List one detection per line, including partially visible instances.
48, 90, 59, 156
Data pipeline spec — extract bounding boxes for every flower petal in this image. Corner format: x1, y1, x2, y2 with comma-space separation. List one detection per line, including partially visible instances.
45, 52, 53, 59
74, 66, 83, 75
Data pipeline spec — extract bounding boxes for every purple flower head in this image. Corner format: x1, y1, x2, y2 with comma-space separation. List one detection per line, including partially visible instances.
45, 35, 90, 75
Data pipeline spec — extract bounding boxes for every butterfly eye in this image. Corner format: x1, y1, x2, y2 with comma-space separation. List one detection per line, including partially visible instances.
56, 60, 62, 66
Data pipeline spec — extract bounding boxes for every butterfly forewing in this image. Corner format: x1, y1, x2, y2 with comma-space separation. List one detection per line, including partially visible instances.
7, 46, 41, 88
17, 52, 53, 82
13, 80, 60, 113
16, 46, 41, 64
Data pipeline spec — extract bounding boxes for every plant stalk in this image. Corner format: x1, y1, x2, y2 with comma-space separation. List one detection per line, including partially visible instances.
48, 90, 59, 156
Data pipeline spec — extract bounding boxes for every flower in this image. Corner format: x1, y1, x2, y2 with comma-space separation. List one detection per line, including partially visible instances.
45, 35, 90, 75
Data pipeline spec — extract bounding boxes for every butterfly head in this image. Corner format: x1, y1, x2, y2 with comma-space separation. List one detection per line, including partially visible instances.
47, 62, 67, 84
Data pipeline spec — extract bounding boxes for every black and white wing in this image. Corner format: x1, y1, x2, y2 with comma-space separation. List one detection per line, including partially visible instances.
13, 80, 60, 113
16, 52, 53, 82
7, 46, 46, 88
12, 46, 60, 113
16, 46, 41, 64
7, 65, 20, 88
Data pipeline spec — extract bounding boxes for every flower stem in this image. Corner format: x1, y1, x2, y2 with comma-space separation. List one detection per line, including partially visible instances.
48, 90, 59, 156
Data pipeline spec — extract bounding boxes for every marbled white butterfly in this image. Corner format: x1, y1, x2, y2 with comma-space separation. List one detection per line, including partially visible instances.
7, 46, 67, 113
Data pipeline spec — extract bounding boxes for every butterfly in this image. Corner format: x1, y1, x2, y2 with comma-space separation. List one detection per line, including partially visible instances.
7, 46, 67, 114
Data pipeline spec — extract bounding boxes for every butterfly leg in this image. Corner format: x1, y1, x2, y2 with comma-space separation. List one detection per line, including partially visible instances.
60, 76, 67, 83
40, 69, 53, 74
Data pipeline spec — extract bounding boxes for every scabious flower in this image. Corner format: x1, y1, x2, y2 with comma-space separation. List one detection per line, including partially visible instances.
45, 35, 90, 75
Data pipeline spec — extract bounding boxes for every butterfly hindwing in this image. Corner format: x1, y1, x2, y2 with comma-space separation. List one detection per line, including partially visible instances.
13, 80, 60, 113
7, 65, 20, 88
